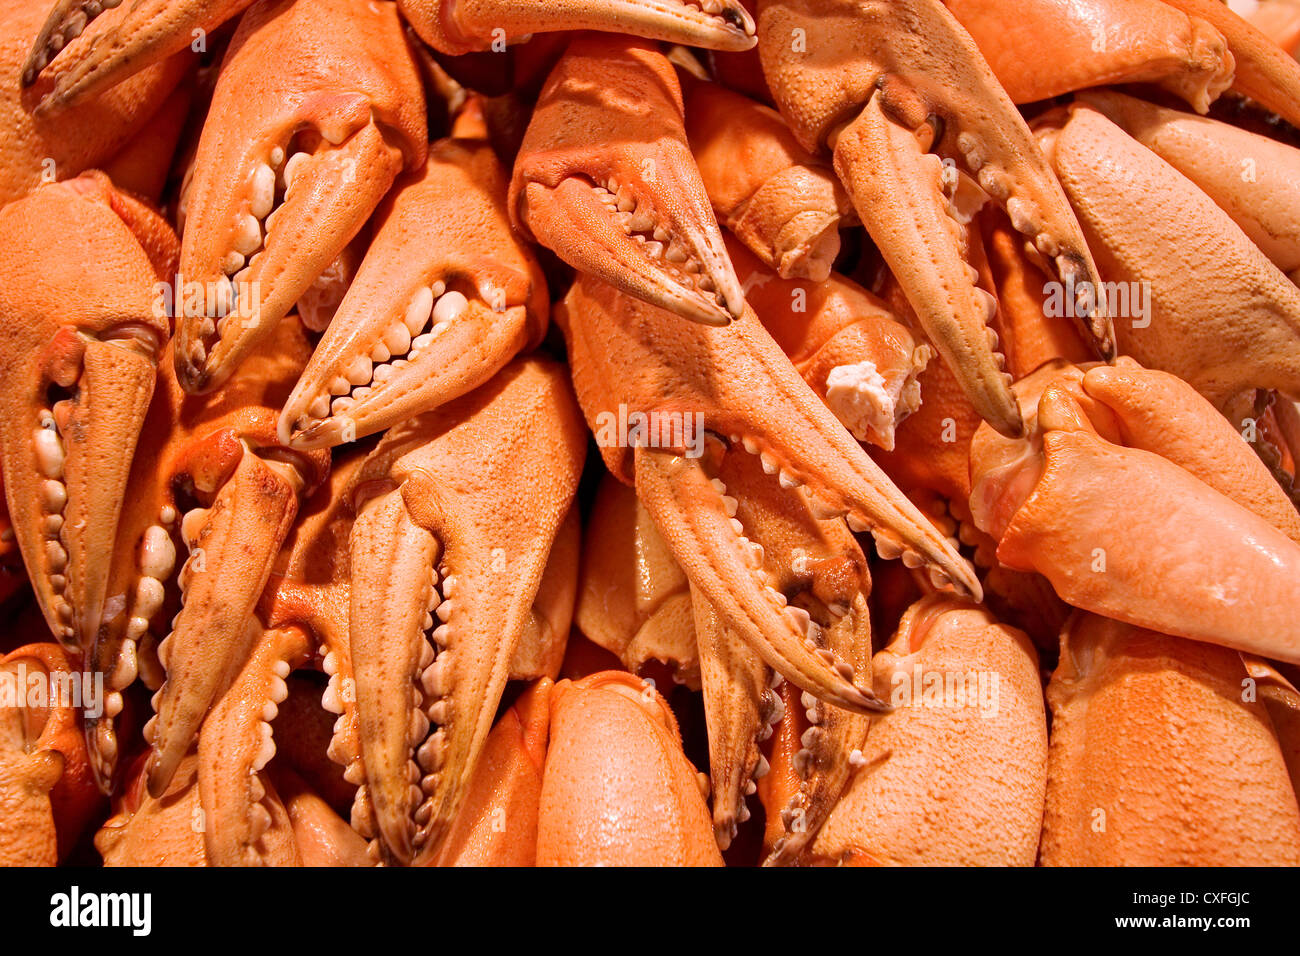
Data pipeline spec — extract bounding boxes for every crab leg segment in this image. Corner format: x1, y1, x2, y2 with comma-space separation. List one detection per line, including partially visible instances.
280, 139, 548, 449
175, 0, 427, 394
511, 36, 746, 327
402, 0, 756, 54
0, 174, 173, 654
346, 358, 585, 865
757, 0, 1113, 437
686, 83, 853, 283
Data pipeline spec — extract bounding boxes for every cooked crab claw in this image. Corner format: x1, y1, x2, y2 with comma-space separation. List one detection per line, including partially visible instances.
174, 0, 427, 395
699, 440, 877, 857
824, 597, 1045, 865
511, 35, 746, 327
22, 0, 250, 111
197, 623, 313, 866
0, 173, 175, 655
944, 0, 1235, 113
400, 0, 756, 56
970, 358, 1300, 665
757, 0, 1115, 438
344, 358, 585, 865
1162, 0, 1300, 130
77, 318, 327, 795
1039, 102, 1300, 409
559, 275, 979, 710
1078, 90, 1300, 282
279, 139, 548, 450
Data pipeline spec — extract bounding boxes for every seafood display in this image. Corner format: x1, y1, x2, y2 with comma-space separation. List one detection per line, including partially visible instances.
2, 0, 1300, 868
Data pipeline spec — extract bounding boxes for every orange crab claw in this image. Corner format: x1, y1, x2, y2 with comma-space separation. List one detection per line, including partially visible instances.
197, 623, 312, 866
1041, 612, 1300, 865
802, 596, 1046, 866
22, 0, 247, 111
400, 0, 756, 55
96, 747, 303, 866
559, 275, 980, 715
537, 671, 723, 866
279, 139, 548, 450
0, 174, 174, 657
1162, 0, 1300, 129
970, 358, 1300, 665
944, 0, 1234, 113
0, 0, 190, 205
434, 678, 552, 867
81, 319, 327, 795
174, 0, 427, 394
345, 358, 585, 866
1040, 103, 1300, 409
511, 36, 746, 327
757, 0, 1114, 438
686, 83, 854, 283
1080, 90, 1300, 282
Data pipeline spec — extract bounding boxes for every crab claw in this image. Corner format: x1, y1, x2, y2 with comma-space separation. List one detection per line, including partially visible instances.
197, 624, 311, 866
1163, 0, 1300, 130
174, 0, 427, 394
798, 596, 1047, 866
90, 319, 329, 797
1079, 90, 1300, 282
400, 0, 756, 56
560, 275, 979, 712
511, 36, 746, 327
970, 359, 1300, 665
1041, 612, 1300, 866
22, 0, 250, 110
0, 174, 174, 654
279, 139, 548, 450
944, 0, 1235, 113
758, 0, 1114, 438
1040, 102, 1300, 409
345, 358, 585, 865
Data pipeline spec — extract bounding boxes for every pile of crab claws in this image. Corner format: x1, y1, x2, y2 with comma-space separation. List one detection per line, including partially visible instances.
511, 35, 747, 328
558, 275, 981, 723
756, 0, 1115, 439
342, 357, 585, 866
278, 138, 548, 451
400, 0, 756, 57
174, 0, 427, 396
0, 172, 174, 659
